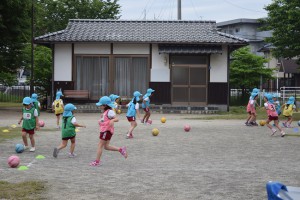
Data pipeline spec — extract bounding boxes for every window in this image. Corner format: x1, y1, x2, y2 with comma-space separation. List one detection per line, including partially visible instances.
75, 56, 109, 100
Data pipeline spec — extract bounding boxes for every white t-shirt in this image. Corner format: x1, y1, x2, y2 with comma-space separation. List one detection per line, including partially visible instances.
107, 110, 116, 119
144, 97, 149, 101
71, 117, 77, 124
135, 103, 139, 110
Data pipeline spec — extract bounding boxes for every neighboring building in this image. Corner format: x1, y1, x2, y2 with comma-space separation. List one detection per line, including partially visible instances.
258, 44, 300, 90
35, 19, 247, 111
217, 18, 272, 56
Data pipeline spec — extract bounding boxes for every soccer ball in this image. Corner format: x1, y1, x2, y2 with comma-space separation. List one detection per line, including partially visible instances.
39, 120, 45, 127
184, 125, 191, 132
152, 128, 159, 136
15, 144, 24, 153
259, 120, 266, 126
161, 117, 166, 123
117, 109, 121, 114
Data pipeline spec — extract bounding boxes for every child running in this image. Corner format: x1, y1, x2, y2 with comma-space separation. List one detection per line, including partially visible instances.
263, 94, 285, 137
52, 89, 64, 129
18, 97, 40, 152
90, 96, 127, 166
53, 103, 86, 158
126, 91, 142, 139
282, 96, 296, 128
245, 92, 259, 126
141, 88, 155, 124
31, 93, 41, 116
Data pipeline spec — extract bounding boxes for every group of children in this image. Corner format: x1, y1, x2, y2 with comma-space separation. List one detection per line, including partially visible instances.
19, 88, 155, 167
245, 88, 298, 137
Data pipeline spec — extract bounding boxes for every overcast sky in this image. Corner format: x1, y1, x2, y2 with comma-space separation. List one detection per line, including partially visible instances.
118, 0, 273, 22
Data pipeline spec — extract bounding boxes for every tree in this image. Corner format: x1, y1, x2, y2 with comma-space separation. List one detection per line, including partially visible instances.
35, 0, 121, 36
262, 0, 300, 60
0, 0, 31, 83
230, 47, 275, 95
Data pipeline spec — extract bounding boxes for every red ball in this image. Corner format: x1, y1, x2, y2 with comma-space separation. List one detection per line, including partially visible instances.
7, 155, 20, 168
39, 120, 45, 127
147, 119, 152, 124
184, 125, 191, 132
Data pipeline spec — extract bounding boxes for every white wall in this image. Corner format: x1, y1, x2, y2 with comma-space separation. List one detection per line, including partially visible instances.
113, 44, 149, 54
54, 44, 72, 81
151, 44, 170, 82
74, 43, 110, 54
210, 45, 228, 82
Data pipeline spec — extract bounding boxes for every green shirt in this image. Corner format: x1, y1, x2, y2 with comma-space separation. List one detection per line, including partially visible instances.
61, 116, 76, 139
22, 107, 36, 130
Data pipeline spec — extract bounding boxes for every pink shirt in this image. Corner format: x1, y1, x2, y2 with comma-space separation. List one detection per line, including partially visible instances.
98, 110, 115, 134
264, 102, 278, 117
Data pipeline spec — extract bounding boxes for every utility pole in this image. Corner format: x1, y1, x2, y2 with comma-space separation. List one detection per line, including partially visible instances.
177, 0, 181, 20
30, 0, 35, 94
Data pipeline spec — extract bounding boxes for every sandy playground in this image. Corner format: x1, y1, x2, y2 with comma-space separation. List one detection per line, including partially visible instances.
1, 109, 300, 200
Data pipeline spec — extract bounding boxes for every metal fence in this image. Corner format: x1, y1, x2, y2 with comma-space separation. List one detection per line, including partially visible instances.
0, 85, 31, 102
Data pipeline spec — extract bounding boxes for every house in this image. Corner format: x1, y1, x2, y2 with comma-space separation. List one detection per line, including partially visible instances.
217, 18, 272, 56
258, 44, 300, 89
35, 19, 247, 111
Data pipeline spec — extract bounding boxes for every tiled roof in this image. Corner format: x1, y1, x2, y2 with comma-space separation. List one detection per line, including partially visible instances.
279, 59, 300, 74
35, 19, 248, 45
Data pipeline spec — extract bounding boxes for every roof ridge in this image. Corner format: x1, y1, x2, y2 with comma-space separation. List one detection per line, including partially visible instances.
35, 30, 65, 40
217, 31, 249, 42
68, 19, 216, 23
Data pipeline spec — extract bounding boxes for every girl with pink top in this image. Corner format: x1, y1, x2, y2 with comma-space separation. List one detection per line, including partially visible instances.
245, 92, 259, 126
263, 93, 285, 137
90, 96, 128, 167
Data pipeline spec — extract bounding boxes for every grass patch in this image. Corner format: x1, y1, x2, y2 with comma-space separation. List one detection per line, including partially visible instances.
0, 102, 20, 108
0, 180, 46, 200
187, 106, 300, 121
0, 127, 21, 143
0, 126, 58, 143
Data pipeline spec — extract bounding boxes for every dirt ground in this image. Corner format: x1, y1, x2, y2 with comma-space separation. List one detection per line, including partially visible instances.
0, 109, 300, 200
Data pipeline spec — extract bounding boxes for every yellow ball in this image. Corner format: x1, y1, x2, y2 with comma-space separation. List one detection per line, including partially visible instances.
161, 117, 166, 123
117, 109, 121, 114
259, 120, 266, 126
152, 128, 159, 136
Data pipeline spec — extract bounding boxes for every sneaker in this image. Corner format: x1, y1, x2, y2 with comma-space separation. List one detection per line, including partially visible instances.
119, 147, 128, 159
282, 122, 287, 127
126, 133, 133, 139
24, 145, 29, 150
246, 123, 252, 126
53, 147, 59, 158
244, 122, 248, 126
281, 131, 285, 137
251, 121, 258, 126
286, 124, 292, 128
271, 129, 277, 136
89, 160, 101, 167
68, 153, 77, 158
29, 147, 35, 152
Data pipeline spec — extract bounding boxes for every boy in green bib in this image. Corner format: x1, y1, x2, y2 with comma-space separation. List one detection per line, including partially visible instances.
18, 97, 40, 152
53, 103, 86, 158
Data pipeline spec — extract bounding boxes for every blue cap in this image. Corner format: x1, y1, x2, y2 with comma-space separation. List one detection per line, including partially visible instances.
252, 88, 260, 93
146, 88, 155, 94
251, 92, 258, 99
109, 94, 115, 101
272, 94, 278, 98
96, 96, 115, 108
22, 97, 32, 105
31, 93, 38, 102
287, 96, 295, 104
63, 103, 77, 117
112, 94, 120, 101
56, 90, 63, 100
133, 91, 142, 101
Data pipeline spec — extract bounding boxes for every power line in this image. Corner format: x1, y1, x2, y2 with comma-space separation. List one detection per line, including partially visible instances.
223, 0, 267, 14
